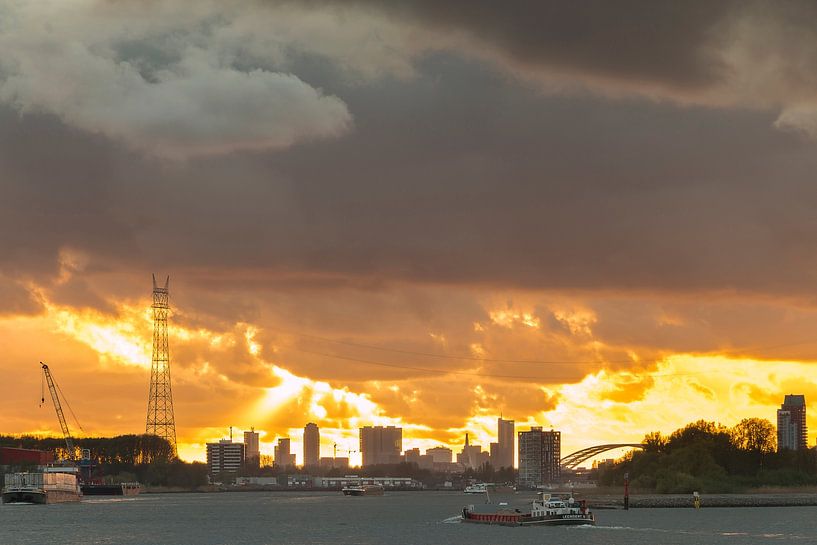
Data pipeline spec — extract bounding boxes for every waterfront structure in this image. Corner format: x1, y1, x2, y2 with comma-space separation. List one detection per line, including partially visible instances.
517, 427, 561, 488
303, 423, 320, 467
777, 394, 808, 451
360, 426, 402, 466
274, 438, 296, 467
145, 275, 178, 456
206, 439, 245, 475
243, 429, 260, 468
426, 446, 453, 463
457, 433, 489, 469
494, 417, 515, 468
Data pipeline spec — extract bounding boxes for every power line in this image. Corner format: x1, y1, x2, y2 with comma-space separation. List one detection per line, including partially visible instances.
286, 330, 635, 365
291, 347, 731, 381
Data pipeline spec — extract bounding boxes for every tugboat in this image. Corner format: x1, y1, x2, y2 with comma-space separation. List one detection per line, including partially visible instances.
462, 493, 595, 526
2, 471, 82, 504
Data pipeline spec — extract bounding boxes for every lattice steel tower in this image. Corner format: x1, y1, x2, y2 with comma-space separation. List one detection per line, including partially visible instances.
145, 275, 177, 457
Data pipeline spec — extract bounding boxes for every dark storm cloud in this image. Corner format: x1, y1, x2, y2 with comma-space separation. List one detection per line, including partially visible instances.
324, 0, 736, 90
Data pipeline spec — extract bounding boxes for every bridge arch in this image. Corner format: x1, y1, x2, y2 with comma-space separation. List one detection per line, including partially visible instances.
560, 443, 644, 469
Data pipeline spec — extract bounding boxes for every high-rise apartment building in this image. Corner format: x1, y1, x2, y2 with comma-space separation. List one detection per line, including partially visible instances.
777, 394, 808, 451
303, 423, 320, 467
517, 427, 560, 488
243, 428, 260, 467
274, 437, 296, 467
206, 439, 245, 475
359, 426, 402, 466
494, 417, 515, 468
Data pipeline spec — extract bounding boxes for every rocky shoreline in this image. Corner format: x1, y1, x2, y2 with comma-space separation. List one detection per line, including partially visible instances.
585, 493, 817, 508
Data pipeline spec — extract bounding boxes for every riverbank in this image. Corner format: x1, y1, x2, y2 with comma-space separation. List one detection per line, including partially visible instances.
584, 492, 817, 508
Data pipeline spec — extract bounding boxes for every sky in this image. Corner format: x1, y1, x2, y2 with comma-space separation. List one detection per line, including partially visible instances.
3, 0, 817, 464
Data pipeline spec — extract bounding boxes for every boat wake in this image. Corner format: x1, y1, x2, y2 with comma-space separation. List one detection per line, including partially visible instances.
441, 516, 462, 524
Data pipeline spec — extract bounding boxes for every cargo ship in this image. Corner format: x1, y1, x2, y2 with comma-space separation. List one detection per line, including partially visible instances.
81, 482, 141, 496
2, 472, 82, 504
462, 493, 595, 526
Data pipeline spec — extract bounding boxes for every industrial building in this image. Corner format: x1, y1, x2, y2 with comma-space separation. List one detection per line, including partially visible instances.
359, 426, 402, 466
777, 394, 808, 451
206, 440, 245, 475
517, 427, 560, 488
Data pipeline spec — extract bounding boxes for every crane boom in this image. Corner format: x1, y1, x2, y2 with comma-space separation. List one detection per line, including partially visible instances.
40, 362, 75, 460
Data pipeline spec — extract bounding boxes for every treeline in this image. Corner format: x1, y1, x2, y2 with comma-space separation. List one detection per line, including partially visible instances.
0, 434, 174, 464
598, 419, 817, 493
0, 434, 208, 488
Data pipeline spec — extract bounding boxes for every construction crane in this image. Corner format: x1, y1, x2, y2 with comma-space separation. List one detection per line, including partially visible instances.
40, 362, 82, 461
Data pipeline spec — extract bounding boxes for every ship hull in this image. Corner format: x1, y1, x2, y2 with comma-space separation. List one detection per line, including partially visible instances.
81, 484, 141, 496
2, 488, 81, 504
462, 513, 595, 526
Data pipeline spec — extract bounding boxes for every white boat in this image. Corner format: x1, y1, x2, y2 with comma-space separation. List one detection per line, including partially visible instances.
342, 484, 384, 496
2, 472, 82, 504
464, 483, 490, 494
462, 492, 595, 526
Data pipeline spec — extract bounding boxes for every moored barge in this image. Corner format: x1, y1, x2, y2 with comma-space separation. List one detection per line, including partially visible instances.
2, 472, 82, 504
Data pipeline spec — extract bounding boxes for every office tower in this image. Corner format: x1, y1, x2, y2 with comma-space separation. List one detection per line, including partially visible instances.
244, 428, 260, 467
496, 417, 515, 468
777, 394, 808, 450
426, 446, 453, 463
303, 423, 320, 467
274, 437, 296, 467
517, 427, 560, 488
206, 439, 245, 475
359, 426, 402, 466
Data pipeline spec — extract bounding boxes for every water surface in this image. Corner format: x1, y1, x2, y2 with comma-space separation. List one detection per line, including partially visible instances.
1, 491, 815, 544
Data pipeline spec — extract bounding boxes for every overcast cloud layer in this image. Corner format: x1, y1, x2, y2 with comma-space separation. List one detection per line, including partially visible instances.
4, 1, 817, 453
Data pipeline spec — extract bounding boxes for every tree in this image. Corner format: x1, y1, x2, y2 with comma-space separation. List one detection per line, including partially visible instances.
642, 431, 666, 453
731, 418, 775, 454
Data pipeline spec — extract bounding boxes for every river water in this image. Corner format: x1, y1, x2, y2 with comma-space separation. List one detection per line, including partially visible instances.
1, 491, 816, 545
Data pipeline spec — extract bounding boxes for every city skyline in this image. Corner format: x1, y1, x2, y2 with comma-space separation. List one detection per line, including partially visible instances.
6, 1, 817, 466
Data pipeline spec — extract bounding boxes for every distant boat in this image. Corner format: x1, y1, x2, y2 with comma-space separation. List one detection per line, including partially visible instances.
464, 483, 489, 494
342, 484, 385, 496
464, 483, 514, 494
2, 472, 82, 504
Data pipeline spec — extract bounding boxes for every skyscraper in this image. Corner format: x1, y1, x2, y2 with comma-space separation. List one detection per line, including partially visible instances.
243, 428, 260, 467
359, 426, 402, 466
517, 427, 560, 488
303, 423, 320, 467
777, 394, 808, 451
274, 437, 296, 467
495, 417, 515, 468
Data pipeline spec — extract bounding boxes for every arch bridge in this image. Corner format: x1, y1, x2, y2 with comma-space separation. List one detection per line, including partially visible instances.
560, 443, 645, 470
